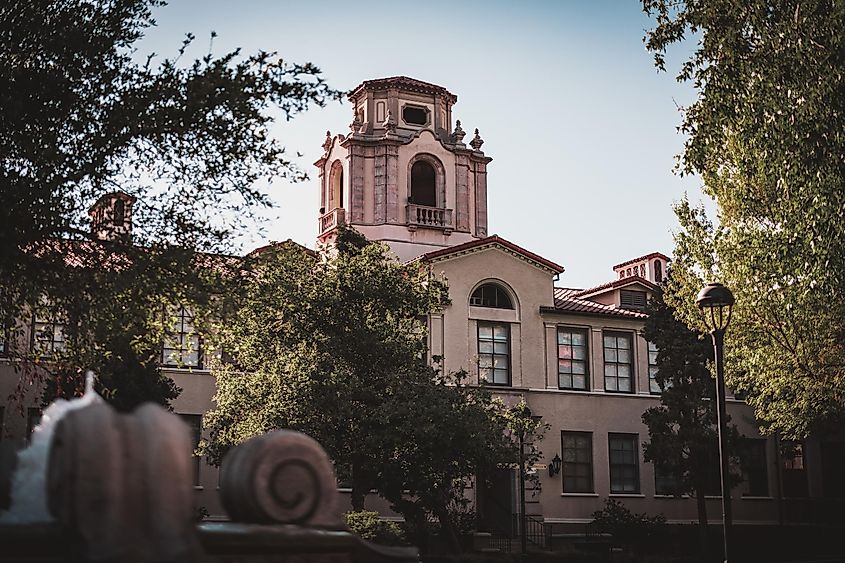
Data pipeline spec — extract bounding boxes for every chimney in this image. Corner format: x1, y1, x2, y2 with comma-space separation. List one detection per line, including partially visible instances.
88, 191, 136, 241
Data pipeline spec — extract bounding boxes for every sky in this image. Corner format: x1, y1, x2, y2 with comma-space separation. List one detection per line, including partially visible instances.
137, 0, 708, 288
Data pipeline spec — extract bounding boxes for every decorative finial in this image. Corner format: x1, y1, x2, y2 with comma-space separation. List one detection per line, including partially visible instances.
383, 109, 397, 134
451, 120, 466, 144
470, 128, 484, 151
322, 130, 332, 152
349, 109, 362, 133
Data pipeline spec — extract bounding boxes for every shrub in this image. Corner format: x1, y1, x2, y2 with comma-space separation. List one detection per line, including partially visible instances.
345, 510, 408, 546
588, 498, 667, 552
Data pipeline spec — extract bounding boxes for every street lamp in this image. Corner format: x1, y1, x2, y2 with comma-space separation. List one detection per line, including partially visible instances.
696, 282, 735, 563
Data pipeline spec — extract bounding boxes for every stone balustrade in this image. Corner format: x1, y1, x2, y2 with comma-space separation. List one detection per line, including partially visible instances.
319, 208, 346, 234
406, 204, 453, 232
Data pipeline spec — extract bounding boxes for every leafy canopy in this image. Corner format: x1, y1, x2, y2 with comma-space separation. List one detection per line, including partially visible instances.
641, 282, 741, 524
643, 0, 845, 437
0, 0, 340, 408
202, 229, 514, 553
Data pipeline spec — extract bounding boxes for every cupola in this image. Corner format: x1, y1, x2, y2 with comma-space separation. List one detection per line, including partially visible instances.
314, 76, 492, 261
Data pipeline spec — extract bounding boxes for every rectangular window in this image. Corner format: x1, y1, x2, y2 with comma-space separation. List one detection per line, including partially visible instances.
740, 439, 769, 497
781, 441, 809, 498
478, 322, 510, 386
557, 328, 588, 390
620, 290, 647, 309
561, 431, 593, 493
0, 322, 8, 357
608, 433, 640, 494
32, 305, 65, 358
820, 441, 845, 498
654, 464, 679, 496
603, 332, 633, 393
179, 414, 202, 486
162, 306, 201, 368
647, 341, 661, 394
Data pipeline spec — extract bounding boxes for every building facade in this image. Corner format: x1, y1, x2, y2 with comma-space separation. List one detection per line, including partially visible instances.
2, 76, 842, 529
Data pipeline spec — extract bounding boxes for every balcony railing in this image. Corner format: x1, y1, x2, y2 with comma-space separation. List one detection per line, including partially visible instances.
319, 208, 345, 234
406, 204, 453, 231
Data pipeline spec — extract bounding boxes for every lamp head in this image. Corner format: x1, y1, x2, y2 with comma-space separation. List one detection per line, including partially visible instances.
549, 453, 562, 477
696, 282, 735, 332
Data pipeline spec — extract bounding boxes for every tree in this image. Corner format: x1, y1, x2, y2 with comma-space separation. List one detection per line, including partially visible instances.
641, 281, 741, 544
0, 0, 340, 408
202, 229, 514, 553
642, 0, 845, 438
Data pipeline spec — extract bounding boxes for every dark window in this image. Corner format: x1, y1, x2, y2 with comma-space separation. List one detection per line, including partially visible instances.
470, 284, 513, 309
162, 306, 201, 368
558, 328, 588, 390
654, 464, 679, 496
781, 441, 809, 498
410, 161, 437, 207
654, 260, 663, 283
740, 439, 769, 497
402, 105, 428, 126
32, 304, 65, 357
113, 198, 125, 227
0, 322, 8, 357
620, 290, 647, 309
820, 441, 845, 498
179, 414, 202, 486
478, 322, 510, 385
647, 341, 661, 394
0, 406, 4, 442
603, 332, 633, 393
562, 431, 593, 493
609, 433, 640, 494
701, 442, 723, 496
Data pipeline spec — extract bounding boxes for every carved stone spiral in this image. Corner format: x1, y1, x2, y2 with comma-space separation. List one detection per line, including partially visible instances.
219, 430, 342, 528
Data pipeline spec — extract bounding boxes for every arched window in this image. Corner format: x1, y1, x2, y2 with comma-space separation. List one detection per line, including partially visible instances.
654, 260, 663, 283
470, 283, 513, 309
329, 160, 344, 210
410, 161, 436, 207
113, 198, 125, 226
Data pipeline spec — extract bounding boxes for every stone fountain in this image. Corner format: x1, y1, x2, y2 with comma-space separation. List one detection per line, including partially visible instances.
0, 373, 418, 562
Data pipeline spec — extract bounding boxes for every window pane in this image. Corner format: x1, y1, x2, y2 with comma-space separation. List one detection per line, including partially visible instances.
559, 332, 571, 345
572, 332, 585, 346
479, 325, 492, 339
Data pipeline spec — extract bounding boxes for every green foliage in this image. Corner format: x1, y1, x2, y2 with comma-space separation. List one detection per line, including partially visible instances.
501, 399, 549, 491
344, 511, 407, 546
641, 281, 742, 524
642, 0, 845, 438
202, 229, 511, 553
588, 498, 667, 551
0, 0, 339, 409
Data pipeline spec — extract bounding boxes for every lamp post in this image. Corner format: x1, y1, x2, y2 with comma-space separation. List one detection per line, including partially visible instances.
696, 282, 735, 563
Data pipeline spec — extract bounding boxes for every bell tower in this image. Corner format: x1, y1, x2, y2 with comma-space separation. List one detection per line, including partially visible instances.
314, 76, 492, 261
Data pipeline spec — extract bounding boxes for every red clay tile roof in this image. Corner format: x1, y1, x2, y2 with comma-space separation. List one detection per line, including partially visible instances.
547, 287, 648, 319
418, 235, 565, 274
613, 252, 670, 270
349, 76, 457, 104
574, 275, 657, 298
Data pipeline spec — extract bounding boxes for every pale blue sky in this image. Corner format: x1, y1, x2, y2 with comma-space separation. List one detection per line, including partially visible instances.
137, 0, 706, 288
